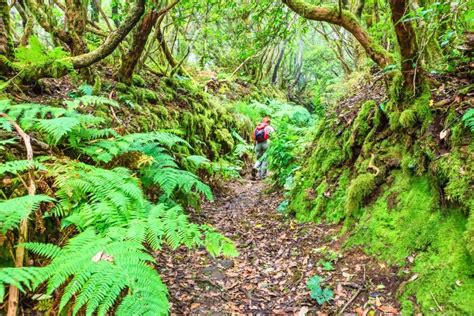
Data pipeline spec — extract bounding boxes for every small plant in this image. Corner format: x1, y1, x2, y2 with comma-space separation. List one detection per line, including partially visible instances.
306, 275, 333, 305
462, 108, 474, 133
318, 260, 335, 271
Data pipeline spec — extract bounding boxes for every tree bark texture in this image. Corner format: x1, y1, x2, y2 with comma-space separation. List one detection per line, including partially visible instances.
69, 0, 145, 69
272, 44, 286, 84
389, 0, 420, 93
0, 0, 13, 75
118, 0, 180, 82
0, 0, 13, 57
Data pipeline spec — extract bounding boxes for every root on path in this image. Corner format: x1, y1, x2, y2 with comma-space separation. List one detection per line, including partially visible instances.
155, 178, 402, 314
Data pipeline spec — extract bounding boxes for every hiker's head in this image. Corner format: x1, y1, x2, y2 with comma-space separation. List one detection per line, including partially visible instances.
262, 116, 271, 124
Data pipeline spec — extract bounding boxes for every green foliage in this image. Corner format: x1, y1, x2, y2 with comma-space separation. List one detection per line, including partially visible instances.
15, 36, 69, 67
349, 172, 474, 314
306, 275, 333, 305
345, 173, 376, 218
0, 99, 106, 145
0, 94, 239, 314
0, 195, 54, 233
13, 35, 72, 78
0, 159, 46, 176
399, 109, 417, 128
462, 108, 474, 133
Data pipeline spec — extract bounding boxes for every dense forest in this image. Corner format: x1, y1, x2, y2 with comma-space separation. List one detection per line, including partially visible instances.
0, 0, 472, 314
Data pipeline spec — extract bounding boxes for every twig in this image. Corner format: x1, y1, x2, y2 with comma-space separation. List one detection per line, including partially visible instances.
1, 113, 36, 316
430, 291, 443, 312
337, 265, 366, 315
338, 287, 363, 315
107, 90, 125, 127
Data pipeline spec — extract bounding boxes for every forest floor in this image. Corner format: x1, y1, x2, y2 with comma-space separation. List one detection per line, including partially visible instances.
154, 176, 404, 315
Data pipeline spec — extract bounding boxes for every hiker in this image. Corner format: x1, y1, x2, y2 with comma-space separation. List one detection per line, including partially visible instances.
252, 116, 275, 179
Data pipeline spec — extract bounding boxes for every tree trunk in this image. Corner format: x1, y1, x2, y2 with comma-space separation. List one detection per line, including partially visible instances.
0, 0, 13, 75
15, 0, 33, 46
91, 0, 100, 23
157, 26, 177, 68
20, 0, 145, 81
272, 44, 286, 84
118, 0, 180, 82
282, 0, 392, 68
69, 0, 145, 69
389, 0, 421, 93
111, 0, 120, 27
118, 7, 160, 82
65, 0, 88, 55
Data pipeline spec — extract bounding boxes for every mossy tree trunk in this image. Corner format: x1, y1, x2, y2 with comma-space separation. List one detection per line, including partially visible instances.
389, 0, 421, 94
272, 43, 286, 84
282, 0, 392, 69
118, 0, 180, 83
15, 0, 34, 46
0, 0, 13, 75
21, 0, 145, 82
65, 0, 89, 56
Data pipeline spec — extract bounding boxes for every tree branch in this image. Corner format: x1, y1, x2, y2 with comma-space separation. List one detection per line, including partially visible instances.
282, 0, 392, 68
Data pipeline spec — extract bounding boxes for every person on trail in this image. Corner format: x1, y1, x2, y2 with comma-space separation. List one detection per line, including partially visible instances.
252, 116, 275, 179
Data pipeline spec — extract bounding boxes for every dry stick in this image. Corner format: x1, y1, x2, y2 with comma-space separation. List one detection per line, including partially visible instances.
93, 0, 114, 32
1, 113, 36, 316
338, 265, 367, 315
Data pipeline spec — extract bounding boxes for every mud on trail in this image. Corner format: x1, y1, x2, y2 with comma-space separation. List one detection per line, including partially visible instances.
154, 178, 402, 314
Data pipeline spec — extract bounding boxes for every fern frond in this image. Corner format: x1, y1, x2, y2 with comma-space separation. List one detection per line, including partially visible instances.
0, 160, 47, 176
64, 95, 120, 110
143, 167, 213, 201
462, 108, 474, 132
0, 195, 54, 233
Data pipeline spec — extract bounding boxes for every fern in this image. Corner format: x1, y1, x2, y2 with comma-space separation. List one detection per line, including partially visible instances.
0, 195, 54, 233
0, 138, 16, 150
0, 98, 120, 145
462, 108, 474, 133
78, 132, 188, 163
142, 166, 213, 201
15, 36, 69, 66
0, 95, 237, 314
64, 95, 120, 109
1, 230, 169, 315
0, 159, 47, 176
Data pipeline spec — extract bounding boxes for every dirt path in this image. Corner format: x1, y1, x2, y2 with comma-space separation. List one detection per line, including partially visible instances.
155, 178, 402, 314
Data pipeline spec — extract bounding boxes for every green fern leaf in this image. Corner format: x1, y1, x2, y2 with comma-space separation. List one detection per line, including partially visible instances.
0, 195, 54, 233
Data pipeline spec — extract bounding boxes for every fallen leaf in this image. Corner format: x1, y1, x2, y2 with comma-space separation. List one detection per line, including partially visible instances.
378, 305, 399, 313
297, 306, 309, 316
190, 303, 201, 309
439, 129, 449, 140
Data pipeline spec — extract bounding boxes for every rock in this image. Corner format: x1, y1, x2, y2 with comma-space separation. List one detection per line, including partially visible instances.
218, 259, 235, 269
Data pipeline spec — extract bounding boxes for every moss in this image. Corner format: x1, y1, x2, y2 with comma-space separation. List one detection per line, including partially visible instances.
347, 100, 376, 147
325, 169, 350, 223
464, 210, 474, 257
132, 74, 146, 87
345, 173, 376, 219
348, 172, 473, 314
399, 109, 416, 128
309, 181, 328, 221
431, 152, 473, 208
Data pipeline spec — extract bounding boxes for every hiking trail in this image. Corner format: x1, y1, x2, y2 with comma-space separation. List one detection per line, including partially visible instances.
154, 177, 403, 314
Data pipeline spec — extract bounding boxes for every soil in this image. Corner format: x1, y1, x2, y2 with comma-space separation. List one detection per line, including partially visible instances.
154, 177, 403, 315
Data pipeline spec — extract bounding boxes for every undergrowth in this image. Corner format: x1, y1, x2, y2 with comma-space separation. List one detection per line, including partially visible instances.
286, 89, 474, 313
0, 95, 241, 314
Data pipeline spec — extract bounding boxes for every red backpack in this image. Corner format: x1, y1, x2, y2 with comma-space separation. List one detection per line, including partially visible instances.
253, 123, 269, 143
